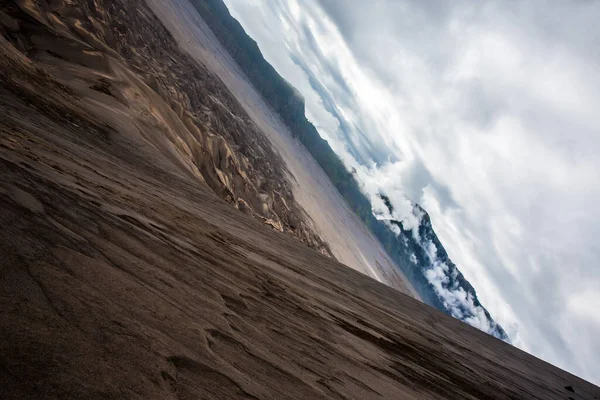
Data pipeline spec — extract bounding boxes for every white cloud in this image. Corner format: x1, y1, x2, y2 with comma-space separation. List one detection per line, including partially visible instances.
224, 0, 600, 384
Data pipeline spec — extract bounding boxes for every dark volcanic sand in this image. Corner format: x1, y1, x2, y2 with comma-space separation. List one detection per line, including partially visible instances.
1, 1, 599, 399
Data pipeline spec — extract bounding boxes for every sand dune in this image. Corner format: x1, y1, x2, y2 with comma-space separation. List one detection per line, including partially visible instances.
1, 0, 599, 399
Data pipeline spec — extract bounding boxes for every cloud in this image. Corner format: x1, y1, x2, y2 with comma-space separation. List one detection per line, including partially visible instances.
223, 0, 600, 384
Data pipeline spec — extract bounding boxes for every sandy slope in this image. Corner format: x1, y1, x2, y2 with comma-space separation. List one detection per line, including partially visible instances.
3, 0, 334, 258
1, 0, 599, 399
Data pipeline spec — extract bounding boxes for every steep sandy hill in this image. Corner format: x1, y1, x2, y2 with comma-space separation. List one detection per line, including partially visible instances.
1, 1, 599, 399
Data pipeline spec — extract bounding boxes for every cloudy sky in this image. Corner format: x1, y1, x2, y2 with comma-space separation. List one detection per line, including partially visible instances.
222, 0, 600, 384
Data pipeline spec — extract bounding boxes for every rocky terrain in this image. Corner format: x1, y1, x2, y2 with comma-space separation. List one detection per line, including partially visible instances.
1, 0, 600, 399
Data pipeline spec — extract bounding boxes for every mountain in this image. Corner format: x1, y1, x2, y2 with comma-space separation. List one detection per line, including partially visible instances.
189, 0, 508, 340
379, 195, 509, 340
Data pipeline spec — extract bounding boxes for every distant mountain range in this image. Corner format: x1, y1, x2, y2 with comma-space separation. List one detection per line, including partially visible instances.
190, 0, 509, 341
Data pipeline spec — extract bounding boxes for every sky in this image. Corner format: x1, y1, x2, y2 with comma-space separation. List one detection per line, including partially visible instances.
222, 0, 600, 384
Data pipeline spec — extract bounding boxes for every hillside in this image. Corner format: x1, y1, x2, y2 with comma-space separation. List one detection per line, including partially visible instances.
1, 0, 600, 398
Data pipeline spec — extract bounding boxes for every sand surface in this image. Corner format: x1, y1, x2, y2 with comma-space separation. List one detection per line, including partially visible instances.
1, 0, 599, 399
